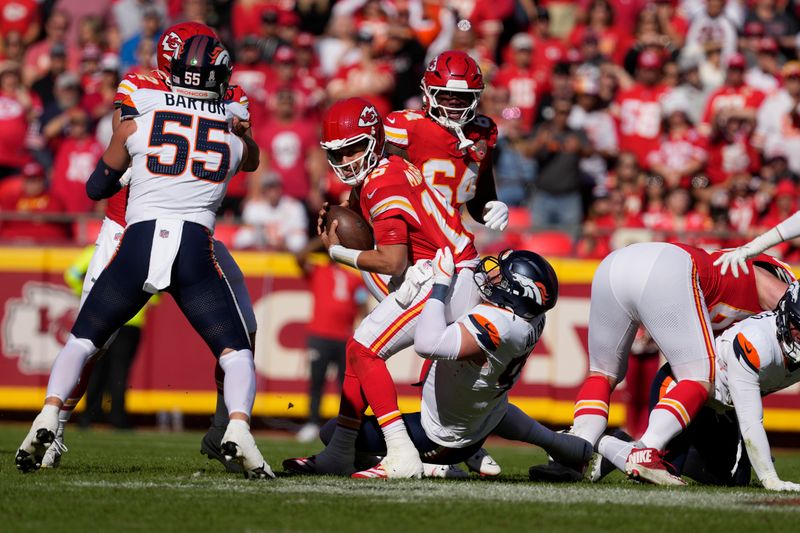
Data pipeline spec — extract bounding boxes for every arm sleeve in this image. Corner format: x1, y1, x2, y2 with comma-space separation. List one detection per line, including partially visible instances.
728, 346, 777, 482
775, 211, 800, 242
413, 293, 463, 360
86, 159, 124, 200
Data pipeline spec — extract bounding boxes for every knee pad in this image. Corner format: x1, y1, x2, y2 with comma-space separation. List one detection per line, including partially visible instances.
218, 349, 255, 373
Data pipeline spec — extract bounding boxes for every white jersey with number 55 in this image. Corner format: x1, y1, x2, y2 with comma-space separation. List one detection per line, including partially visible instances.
421, 303, 544, 448
121, 88, 244, 230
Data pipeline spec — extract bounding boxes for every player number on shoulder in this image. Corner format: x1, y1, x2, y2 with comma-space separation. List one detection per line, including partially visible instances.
147, 111, 231, 183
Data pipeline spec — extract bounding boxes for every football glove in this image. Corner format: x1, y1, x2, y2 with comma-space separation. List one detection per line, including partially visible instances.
762, 475, 800, 492
433, 247, 455, 286
483, 201, 509, 232
395, 259, 433, 307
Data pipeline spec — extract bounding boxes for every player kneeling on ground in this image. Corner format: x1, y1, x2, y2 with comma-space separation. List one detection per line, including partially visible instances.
15, 36, 273, 479
317, 248, 592, 477
595, 282, 800, 490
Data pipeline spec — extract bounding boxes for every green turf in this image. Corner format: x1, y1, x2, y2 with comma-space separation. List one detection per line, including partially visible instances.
1, 425, 798, 532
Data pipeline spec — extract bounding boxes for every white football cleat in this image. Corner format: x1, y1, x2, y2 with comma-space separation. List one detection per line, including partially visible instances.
423, 463, 469, 479
296, 423, 320, 443
16, 405, 60, 473
625, 447, 686, 486
220, 420, 275, 480
352, 450, 423, 479
40, 434, 68, 469
465, 448, 501, 477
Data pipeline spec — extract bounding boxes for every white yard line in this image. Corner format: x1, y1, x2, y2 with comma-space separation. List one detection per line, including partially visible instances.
64, 478, 800, 512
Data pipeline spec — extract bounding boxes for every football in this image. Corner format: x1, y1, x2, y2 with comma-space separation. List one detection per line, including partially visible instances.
325, 205, 374, 250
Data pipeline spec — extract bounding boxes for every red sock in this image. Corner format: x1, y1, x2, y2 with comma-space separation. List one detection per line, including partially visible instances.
641, 380, 708, 450
346, 338, 401, 428
574, 375, 611, 418
652, 380, 708, 429
572, 375, 612, 445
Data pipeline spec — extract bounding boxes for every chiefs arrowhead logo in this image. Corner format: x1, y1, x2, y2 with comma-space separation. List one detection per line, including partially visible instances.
2, 282, 78, 374
358, 105, 379, 127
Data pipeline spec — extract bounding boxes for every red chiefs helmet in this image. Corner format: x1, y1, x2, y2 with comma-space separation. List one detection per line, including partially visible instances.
421, 50, 484, 129
157, 22, 218, 75
320, 98, 385, 186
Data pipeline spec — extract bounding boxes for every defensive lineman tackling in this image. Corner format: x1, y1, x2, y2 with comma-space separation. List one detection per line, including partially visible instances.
16, 36, 273, 478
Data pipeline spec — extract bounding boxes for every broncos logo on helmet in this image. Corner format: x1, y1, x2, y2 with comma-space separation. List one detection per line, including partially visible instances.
476, 250, 558, 320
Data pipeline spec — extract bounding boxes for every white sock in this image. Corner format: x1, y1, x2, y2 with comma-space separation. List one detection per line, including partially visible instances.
218, 349, 256, 418
572, 414, 608, 447
45, 336, 98, 402
598, 435, 636, 472
382, 419, 415, 455
640, 408, 684, 450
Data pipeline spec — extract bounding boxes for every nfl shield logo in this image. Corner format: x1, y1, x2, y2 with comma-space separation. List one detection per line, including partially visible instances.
159, 229, 170, 238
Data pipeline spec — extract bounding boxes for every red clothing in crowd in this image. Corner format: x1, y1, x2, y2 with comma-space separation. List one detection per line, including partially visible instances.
330, 61, 395, 118
568, 24, 633, 65
306, 263, 366, 341
701, 85, 766, 130
0, 0, 39, 35
231, 63, 271, 125
646, 128, 707, 186
231, 1, 287, 40
0, 93, 31, 168
647, 209, 712, 245
614, 83, 669, 165
704, 133, 760, 186
50, 136, 103, 213
254, 117, 319, 201
0, 181, 69, 242
492, 64, 546, 131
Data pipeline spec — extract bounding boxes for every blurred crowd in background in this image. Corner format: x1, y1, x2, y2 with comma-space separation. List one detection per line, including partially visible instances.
2, 0, 800, 260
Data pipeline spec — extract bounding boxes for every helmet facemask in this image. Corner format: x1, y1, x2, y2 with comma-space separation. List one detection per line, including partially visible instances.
776, 283, 800, 365
322, 135, 378, 187
422, 84, 482, 129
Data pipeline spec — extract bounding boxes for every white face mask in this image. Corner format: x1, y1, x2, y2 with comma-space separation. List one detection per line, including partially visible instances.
322, 135, 378, 187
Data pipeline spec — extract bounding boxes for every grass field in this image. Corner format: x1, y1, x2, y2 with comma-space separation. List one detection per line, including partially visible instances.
1, 425, 799, 532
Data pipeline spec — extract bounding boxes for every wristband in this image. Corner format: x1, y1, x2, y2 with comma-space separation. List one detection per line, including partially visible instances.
329, 244, 361, 269
430, 283, 449, 302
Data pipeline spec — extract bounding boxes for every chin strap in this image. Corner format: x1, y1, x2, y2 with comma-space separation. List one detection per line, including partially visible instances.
453, 124, 474, 151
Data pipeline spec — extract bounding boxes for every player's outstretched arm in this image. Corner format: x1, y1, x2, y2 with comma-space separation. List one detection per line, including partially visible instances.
728, 346, 800, 491
414, 248, 483, 361
86, 119, 135, 200
714, 211, 800, 278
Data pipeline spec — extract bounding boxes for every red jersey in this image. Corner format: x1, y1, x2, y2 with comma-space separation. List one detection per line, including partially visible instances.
0, 92, 36, 168
492, 65, 545, 131
383, 110, 497, 210
253, 117, 318, 200
703, 133, 760, 186
107, 71, 250, 225
0, 188, 70, 242
674, 243, 795, 332
701, 85, 765, 131
0, 0, 39, 36
307, 263, 367, 340
614, 83, 669, 165
356, 156, 478, 264
645, 128, 707, 185
51, 137, 104, 214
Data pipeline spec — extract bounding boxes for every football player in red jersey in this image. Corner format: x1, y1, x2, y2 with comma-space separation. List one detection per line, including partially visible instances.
531, 242, 794, 485
283, 97, 483, 479
373, 50, 507, 299
42, 22, 256, 474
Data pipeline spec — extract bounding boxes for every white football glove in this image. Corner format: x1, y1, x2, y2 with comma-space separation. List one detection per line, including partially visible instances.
483, 201, 509, 232
395, 259, 433, 307
713, 226, 785, 278
713, 245, 754, 278
433, 247, 455, 286
761, 475, 800, 492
